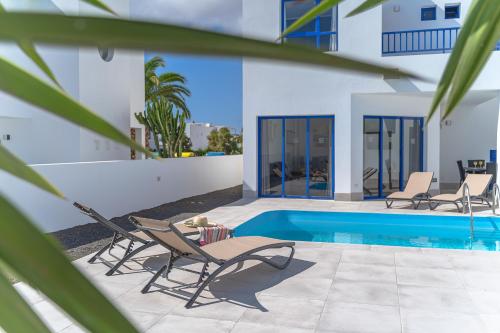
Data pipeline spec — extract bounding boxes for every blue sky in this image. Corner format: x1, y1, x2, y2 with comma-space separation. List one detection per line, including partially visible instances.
133, 0, 243, 131
146, 54, 242, 132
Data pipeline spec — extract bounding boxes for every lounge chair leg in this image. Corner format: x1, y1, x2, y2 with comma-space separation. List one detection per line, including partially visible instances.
142, 256, 171, 294
385, 200, 393, 208
196, 262, 209, 286
455, 202, 462, 213
108, 233, 120, 253
186, 263, 229, 308
88, 242, 112, 264
105, 241, 156, 276
414, 200, 421, 209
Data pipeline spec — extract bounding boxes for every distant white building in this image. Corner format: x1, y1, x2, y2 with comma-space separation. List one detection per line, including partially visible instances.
185, 122, 236, 150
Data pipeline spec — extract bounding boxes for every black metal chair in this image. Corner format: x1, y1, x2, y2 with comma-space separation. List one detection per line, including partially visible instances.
486, 162, 497, 191
457, 160, 466, 185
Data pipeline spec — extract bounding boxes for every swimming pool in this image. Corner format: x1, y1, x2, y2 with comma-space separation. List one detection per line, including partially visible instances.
234, 210, 500, 251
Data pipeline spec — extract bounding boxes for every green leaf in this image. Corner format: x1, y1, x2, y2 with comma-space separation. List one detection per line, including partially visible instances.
0, 269, 52, 333
279, 0, 343, 39
0, 2, 62, 88
0, 145, 63, 198
0, 12, 422, 80
0, 55, 150, 157
0, 195, 139, 333
17, 40, 62, 88
427, 0, 496, 121
346, 0, 388, 18
442, 1, 500, 118
81, 0, 116, 15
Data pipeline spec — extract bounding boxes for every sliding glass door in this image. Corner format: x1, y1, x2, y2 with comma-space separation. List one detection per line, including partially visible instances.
259, 116, 334, 198
363, 116, 423, 199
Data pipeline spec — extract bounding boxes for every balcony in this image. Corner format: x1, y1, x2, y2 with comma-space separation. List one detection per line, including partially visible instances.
382, 27, 500, 56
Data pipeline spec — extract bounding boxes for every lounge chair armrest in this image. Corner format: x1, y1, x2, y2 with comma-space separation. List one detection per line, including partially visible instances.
128, 216, 171, 233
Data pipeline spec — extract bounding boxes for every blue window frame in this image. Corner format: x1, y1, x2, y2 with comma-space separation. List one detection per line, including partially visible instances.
281, 0, 338, 51
421, 6, 436, 21
445, 4, 460, 19
258, 115, 335, 199
363, 116, 424, 199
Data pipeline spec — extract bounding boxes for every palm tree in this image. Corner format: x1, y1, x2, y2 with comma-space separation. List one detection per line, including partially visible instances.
145, 56, 191, 119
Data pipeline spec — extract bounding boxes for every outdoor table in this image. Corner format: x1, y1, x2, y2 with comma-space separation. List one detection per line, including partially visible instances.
464, 167, 487, 174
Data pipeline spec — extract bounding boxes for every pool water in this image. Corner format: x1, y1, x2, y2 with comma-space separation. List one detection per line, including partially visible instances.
234, 210, 500, 251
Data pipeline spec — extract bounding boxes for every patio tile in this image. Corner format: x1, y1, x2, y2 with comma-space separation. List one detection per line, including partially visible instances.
126, 311, 165, 331
328, 280, 398, 306
370, 245, 422, 253
398, 285, 475, 314
334, 263, 397, 284
341, 250, 395, 266
468, 290, 500, 314
260, 277, 332, 301
33, 301, 73, 333
396, 267, 463, 288
317, 302, 401, 333
401, 309, 487, 333
395, 252, 453, 269
146, 314, 234, 333
59, 325, 86, 333
449, 255, 500, 272
480, 314, 500, 333
238, 295, 324, 330
14, 282, 44, 305
230, 322, 314, 333
115, 287, 183, 315
459, 271, 500, 292
168, 292, 250, 322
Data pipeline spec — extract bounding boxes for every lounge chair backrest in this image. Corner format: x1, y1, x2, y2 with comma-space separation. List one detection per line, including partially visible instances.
131, 217, 200, 256
458, 174, 492, 196
73, 202, 142, 242
404, 172, 433, 194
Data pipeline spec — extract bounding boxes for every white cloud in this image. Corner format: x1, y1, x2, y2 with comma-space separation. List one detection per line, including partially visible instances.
130, 0, 242, 35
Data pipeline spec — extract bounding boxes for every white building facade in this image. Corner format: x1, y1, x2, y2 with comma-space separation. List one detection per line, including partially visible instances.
242, 0, 500, 200
0, 0, 145, 165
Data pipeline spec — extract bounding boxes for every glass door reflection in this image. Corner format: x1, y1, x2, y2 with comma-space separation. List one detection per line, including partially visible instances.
260, 119, 283, 196
382, 118, 401, 197
403, 118, 423, 186
363, 118, 380, 197
284, 118, 307, 196
309, 118, 332, 197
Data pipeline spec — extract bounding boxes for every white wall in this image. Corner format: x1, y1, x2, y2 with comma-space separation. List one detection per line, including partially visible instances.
0, 156, 243, 232
382, 0, 468, 32
241, 0, 500, 199
0, 0, 144, 165
440, 96, 500, 185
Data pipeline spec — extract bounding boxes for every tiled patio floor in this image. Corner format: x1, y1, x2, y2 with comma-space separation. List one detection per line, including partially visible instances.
16, 198, 500, 332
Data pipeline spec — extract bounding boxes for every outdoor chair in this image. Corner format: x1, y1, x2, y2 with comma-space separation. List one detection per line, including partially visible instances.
457, 160, 466, 185
363, 167, 378, 195
73, 202, 161, 275
429, 174, 493, 212
129, 216, 295, 308
385, 172, 433, 209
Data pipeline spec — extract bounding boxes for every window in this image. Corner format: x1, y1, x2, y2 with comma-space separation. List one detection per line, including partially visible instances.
282, 0, 337, 51
421, 6, 436, 21
445, 4, 460, 19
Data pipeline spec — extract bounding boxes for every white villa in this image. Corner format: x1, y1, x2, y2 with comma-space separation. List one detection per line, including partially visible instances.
241, 0, 500, 201
5, 1, 500, 333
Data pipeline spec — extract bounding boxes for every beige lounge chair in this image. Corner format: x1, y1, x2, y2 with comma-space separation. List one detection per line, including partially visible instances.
429, 174, 493, 212
129, 216, 295, 308
385, 172, 434, 209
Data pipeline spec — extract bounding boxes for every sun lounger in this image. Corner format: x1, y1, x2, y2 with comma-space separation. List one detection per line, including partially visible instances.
385, 172, 434, 209
429, 174, 493, 212
129, 216, 295, 308
74, 202, 198, 276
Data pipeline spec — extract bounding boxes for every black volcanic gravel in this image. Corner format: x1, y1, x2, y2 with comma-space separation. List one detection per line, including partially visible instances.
50, 185, 242, 261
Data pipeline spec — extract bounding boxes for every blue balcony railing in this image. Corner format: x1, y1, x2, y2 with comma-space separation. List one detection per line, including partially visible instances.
382, 27, 460, 55
383, 27, 500, 56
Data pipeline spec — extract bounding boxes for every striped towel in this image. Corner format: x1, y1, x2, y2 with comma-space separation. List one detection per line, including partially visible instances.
198, 225, 230, 246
